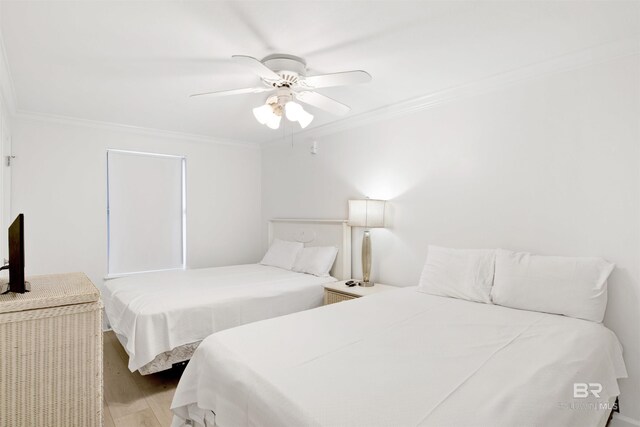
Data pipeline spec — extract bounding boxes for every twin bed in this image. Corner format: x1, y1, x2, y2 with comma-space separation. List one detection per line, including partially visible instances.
103, 219, 351, 374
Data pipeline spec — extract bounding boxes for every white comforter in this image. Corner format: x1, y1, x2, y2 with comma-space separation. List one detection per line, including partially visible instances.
103, 264, 335, 371
171, 288, 627, 427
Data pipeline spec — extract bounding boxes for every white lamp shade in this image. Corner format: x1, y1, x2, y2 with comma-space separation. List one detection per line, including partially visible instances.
348, 199, 386, 228
253, 104, 274, 125
285, 101, 303, 121
297, 109, 314, 128
286, 101, 314, 129
266, 114, 281, 129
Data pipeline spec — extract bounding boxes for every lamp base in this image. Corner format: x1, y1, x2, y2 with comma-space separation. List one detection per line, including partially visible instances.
357, 281, 374, 287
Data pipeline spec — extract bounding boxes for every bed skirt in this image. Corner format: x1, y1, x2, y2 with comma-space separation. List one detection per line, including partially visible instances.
115, 332, 201, 375
138, 341, 201, 375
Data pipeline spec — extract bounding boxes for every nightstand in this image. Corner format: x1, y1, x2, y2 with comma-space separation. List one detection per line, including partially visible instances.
324, 280, 399, 305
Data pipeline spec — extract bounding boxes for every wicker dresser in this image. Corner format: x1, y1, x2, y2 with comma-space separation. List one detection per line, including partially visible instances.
0, 273, 103, 427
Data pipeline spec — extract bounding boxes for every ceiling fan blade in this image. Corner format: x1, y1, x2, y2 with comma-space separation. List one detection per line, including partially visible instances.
295, 91, 351, 116
189, 87, 272, 98
299, 70, 371, 89
232, 55, 282, 82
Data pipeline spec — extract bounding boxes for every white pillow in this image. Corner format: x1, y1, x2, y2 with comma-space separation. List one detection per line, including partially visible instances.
260, 239, 303, 270
491, 249, 614, 322
292, 246, 339, 277
417, 245, 496, 303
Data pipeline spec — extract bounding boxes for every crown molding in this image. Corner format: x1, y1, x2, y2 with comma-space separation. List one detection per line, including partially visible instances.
13, 110, 259, 149
264, 36, 640, 146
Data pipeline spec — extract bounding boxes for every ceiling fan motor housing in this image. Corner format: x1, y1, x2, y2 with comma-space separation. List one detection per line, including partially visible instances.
265, 87, 294, 116
262, 54, 307, 86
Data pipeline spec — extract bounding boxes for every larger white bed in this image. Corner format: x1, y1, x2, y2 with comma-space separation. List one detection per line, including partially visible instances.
103, 219, 351, 373
171, 288, 627, 427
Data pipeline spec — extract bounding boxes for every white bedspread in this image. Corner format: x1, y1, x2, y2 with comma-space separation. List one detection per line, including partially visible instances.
171, 288, 627, 427
102, 264, 335, 371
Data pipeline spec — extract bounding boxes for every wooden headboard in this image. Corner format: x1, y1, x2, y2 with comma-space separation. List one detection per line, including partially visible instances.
268, 219, 352, 280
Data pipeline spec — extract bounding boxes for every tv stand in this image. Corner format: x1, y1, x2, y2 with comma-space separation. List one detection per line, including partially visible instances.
0, 281, 29, 294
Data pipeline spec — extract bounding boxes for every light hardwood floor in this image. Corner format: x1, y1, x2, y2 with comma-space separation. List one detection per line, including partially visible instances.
103, 331, 186, 427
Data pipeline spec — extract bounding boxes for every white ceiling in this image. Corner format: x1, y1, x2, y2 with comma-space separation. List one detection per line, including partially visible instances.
1, 1, 638, 143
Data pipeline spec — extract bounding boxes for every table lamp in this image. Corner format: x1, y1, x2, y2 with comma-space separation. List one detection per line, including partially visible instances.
348, 199, 386, 287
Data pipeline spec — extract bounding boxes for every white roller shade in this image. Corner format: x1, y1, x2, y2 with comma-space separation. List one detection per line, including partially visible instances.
107, 150, 186, 276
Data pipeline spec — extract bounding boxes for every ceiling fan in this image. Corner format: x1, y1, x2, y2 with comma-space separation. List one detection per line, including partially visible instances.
190, 54, 372, 130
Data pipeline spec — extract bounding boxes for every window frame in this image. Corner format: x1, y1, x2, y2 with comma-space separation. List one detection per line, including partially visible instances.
105, 149, 187, 279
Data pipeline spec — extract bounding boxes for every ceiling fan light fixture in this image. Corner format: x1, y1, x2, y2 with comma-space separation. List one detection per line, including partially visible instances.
285, 101, 303, 121
252, 104, 274, 125
297, 109, 314, 129
285, 101, 314, 129
266, 114, 281, 130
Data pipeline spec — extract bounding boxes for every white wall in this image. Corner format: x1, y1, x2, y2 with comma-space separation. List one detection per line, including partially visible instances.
0, 97, 11, 263
262, 55, 640, 422
11, 116, 262, 296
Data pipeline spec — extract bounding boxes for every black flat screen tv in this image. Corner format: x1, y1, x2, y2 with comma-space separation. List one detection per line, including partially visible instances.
7, 214, 26, 293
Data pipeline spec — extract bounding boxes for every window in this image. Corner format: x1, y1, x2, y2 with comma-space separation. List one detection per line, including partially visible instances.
106, 149, 186, 277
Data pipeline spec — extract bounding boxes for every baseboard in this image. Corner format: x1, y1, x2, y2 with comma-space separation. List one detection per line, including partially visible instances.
612, 413, 640, 427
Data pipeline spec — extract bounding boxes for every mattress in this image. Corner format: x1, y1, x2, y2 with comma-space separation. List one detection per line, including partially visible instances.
102, 264, 336, 371
171, 288, 627, 427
